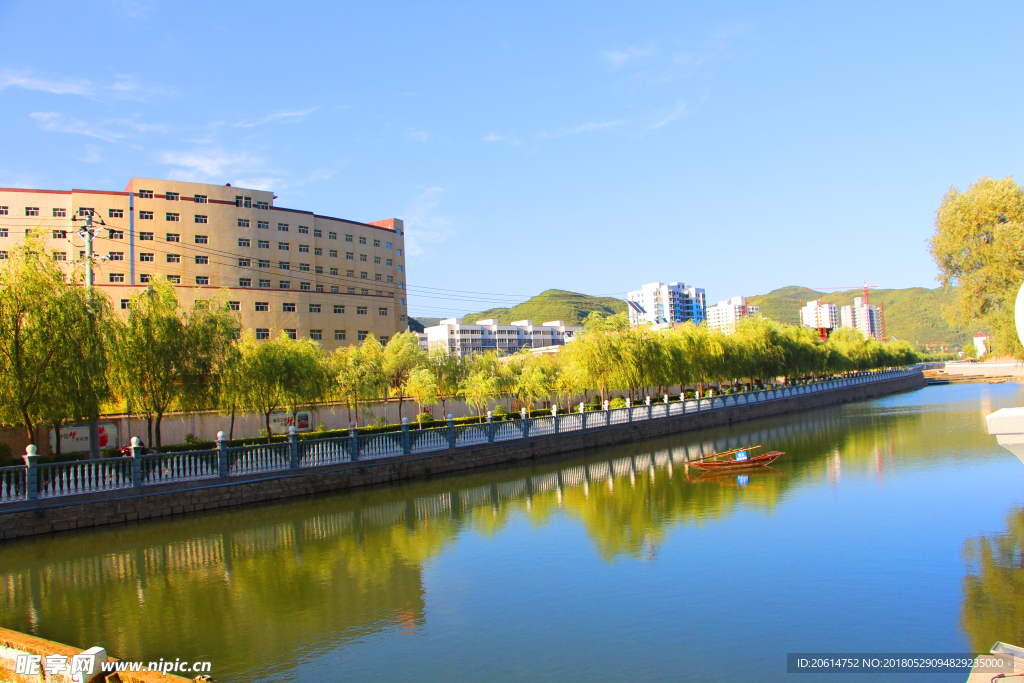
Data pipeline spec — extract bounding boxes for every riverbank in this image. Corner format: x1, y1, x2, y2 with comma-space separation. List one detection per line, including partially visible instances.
0, 369, 923, 540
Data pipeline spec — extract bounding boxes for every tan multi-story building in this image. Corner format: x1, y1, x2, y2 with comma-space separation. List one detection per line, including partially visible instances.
0, 178, 408, 350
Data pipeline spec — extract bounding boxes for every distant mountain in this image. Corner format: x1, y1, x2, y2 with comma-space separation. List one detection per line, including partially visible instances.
462, 289, 627, 326
747, 286, 970, 347
407, 317, 440, 332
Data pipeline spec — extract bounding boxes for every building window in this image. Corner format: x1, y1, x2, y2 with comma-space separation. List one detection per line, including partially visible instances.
361, 288, 369, 295
346, 252, 354, 260
51, 208, 66, 218
314, 247, 322, 256
398, 282, 404, 289
278, 242, 289, 250
386, 259, 393, 266
140, 274, 151, 283
329, 232, 337, 240
259, 279, 271, 288
299, 244, 309, 253
348, 287, 355, 293
374, 256, 381, 264
0, 207, 7, 216
108, 252, 124, 261
279, 281, 290, 289
313, 229, 322, 237
299, 263, 310, 272
397, 249, 402, 256
357, 330, 368, 341
387, 275, 394, 283
238, 219, 250, 228
359, 254, 367, 262
373, 239, 380, 247
400, 314, 406, 322
25, 207, 39, 216
315, 284, 323, 292
138, 189, 154, 198
78, 208, 94, 217
378, 307, 388, 316
398, 265, 403, 273
332, 304, 344, 314
139, 211, 154, 220
226, 301, 240, 312
196, 276, 209, 285
166, 233, 180, 242
329, 249, 337, 258
357, 306, 367, 315
298, 225, 309, 234
331, 286, 339, 293
360, 272, 368, 279
194, 235, 209, 244
239, 258, 251, 267
165, 192, 179, 201
255, 302, 269, 311
379, 336, 388, 345
386, 242, 392, 250
167, 254, 181, 263
140, 253, 154, 262
109, 273, 125, 283
258, 221, 269, 230
279, 262, 290, 270
166, 213, 179, 221
257, 240, 270, 250
193, 215, 208, 224
310, 329, 322, 341
52, 229, 67, 239
335, 330, 346, 341
278, 223, 288, 232
238, 238, 250, 247
0, 229, 6, 237
300, 282, 311, 291
109, 208, 124, 219
140, 232, 154, 241
258, 259, 270, 268
121, 299, 130, 309
284, 329, 297, 339
196, 255, 209, 265
194, 195, 207, 204
375, 274, 382, 282
256, 328, 270, 340
53, 251, 67, 261
309, 304, 321, 313
330, 268, 339, 276
240, 278, 251, 287
314, 266, 323, 274
359, 236, 366, 245
108, 229, 124, 239
256, 201, 269, 210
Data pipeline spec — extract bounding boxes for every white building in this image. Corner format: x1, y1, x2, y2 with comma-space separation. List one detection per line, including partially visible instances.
840, 297, 883, 339
423, 318, 583, 356
973, 335, 990, 357
800, 300, 840, 331
706, 296, 760, 335
626, 282, 706, 327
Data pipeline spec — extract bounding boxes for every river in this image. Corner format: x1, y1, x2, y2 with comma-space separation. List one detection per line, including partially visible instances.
1, 383, 1022, 682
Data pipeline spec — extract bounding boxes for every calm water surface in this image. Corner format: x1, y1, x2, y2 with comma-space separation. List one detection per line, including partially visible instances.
2, 383, 1024, 682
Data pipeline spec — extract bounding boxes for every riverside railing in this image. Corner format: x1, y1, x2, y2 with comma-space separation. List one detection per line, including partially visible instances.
2, 367, 921, 505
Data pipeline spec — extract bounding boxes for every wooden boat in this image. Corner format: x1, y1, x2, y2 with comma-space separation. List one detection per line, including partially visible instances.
690, 445, 783, 471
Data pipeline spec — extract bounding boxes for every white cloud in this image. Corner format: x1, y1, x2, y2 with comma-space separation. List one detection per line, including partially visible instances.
406, 128, 431, 142
650, 101, 690, 130
538, 119, 624, 139
111, 0, 153, 20
157, 149, 269, 183
76, 145, 104, 164
30, 112, 171, 141
403, 187, 456, 259
1, 70, 174, 102
236, 108, 318, 128
484, 132, 523, 145
232, 178, 278, 192
1, 73, 92, 96
604, 47, 654, 70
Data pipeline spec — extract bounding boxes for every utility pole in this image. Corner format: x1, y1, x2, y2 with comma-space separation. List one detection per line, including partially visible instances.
72, 209, 106, 459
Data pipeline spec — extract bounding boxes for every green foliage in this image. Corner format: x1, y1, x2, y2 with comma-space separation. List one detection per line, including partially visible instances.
609, 397, 627, 409
463, 289, 627, 326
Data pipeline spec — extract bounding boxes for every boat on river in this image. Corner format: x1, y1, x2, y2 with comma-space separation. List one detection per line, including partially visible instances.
690, 445, 783, 471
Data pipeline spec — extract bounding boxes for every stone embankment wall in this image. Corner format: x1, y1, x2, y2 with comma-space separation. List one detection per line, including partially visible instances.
0, 372, 924, 540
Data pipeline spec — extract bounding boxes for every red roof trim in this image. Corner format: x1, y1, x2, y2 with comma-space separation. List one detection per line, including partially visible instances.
0, 188, 72, 195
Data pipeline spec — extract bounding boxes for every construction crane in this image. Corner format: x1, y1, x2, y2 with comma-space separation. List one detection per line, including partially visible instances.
808, 281, 886, 341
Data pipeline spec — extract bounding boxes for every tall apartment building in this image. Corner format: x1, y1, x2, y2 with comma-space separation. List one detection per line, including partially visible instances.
840, 297, 883, 340
0, 178, 408, 350
706, 296, 760, 335
626, 282, 706, 327
423, 318, 582, 356
800, 300, 840, 332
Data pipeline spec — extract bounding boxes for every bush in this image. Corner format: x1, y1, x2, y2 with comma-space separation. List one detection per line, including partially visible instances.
610, 397, 627, 409
417, 412, 435, 424
492, 404, 508, 416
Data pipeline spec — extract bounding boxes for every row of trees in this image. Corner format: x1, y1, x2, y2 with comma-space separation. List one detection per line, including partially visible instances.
0, 235, 917, 452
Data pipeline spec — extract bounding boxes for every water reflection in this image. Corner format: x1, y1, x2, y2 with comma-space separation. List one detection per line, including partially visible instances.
0, 398, 977, 679
961, 507, 1024, 653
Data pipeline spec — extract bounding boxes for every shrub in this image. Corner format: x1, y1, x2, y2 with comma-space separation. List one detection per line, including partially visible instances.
610, 397, 627, 409
492, 404, 508, 416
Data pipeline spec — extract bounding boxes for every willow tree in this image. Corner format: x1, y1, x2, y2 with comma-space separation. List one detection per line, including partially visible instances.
427, 346, 464, 416
930, 176, 1024, 358
331, 336, 385, 427
405, 367, 439, 426
382, 331, 427, 421
109, 278, 240, 450
0, 234, 114, 446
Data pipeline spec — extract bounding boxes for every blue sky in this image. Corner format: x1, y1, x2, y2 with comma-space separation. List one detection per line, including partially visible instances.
1, 0, 1020, 319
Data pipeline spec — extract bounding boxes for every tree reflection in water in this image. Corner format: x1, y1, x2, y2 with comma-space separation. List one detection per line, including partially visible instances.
961, 507, 1024, 653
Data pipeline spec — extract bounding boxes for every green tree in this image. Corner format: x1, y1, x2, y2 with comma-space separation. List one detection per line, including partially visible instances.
0, 234, 114, 445
427, 347, 464, 416
930, 176, 1024, 358
404, 367, 439, 427
110, 278, 240, 450
331, 336, 385, 428
460, 371, 495, 423
382, 332, 427, 422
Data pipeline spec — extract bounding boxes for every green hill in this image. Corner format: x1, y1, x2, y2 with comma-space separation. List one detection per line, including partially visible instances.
463, 289, 627, 326
747, 286, 969, 348
407, 317, 440, 332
